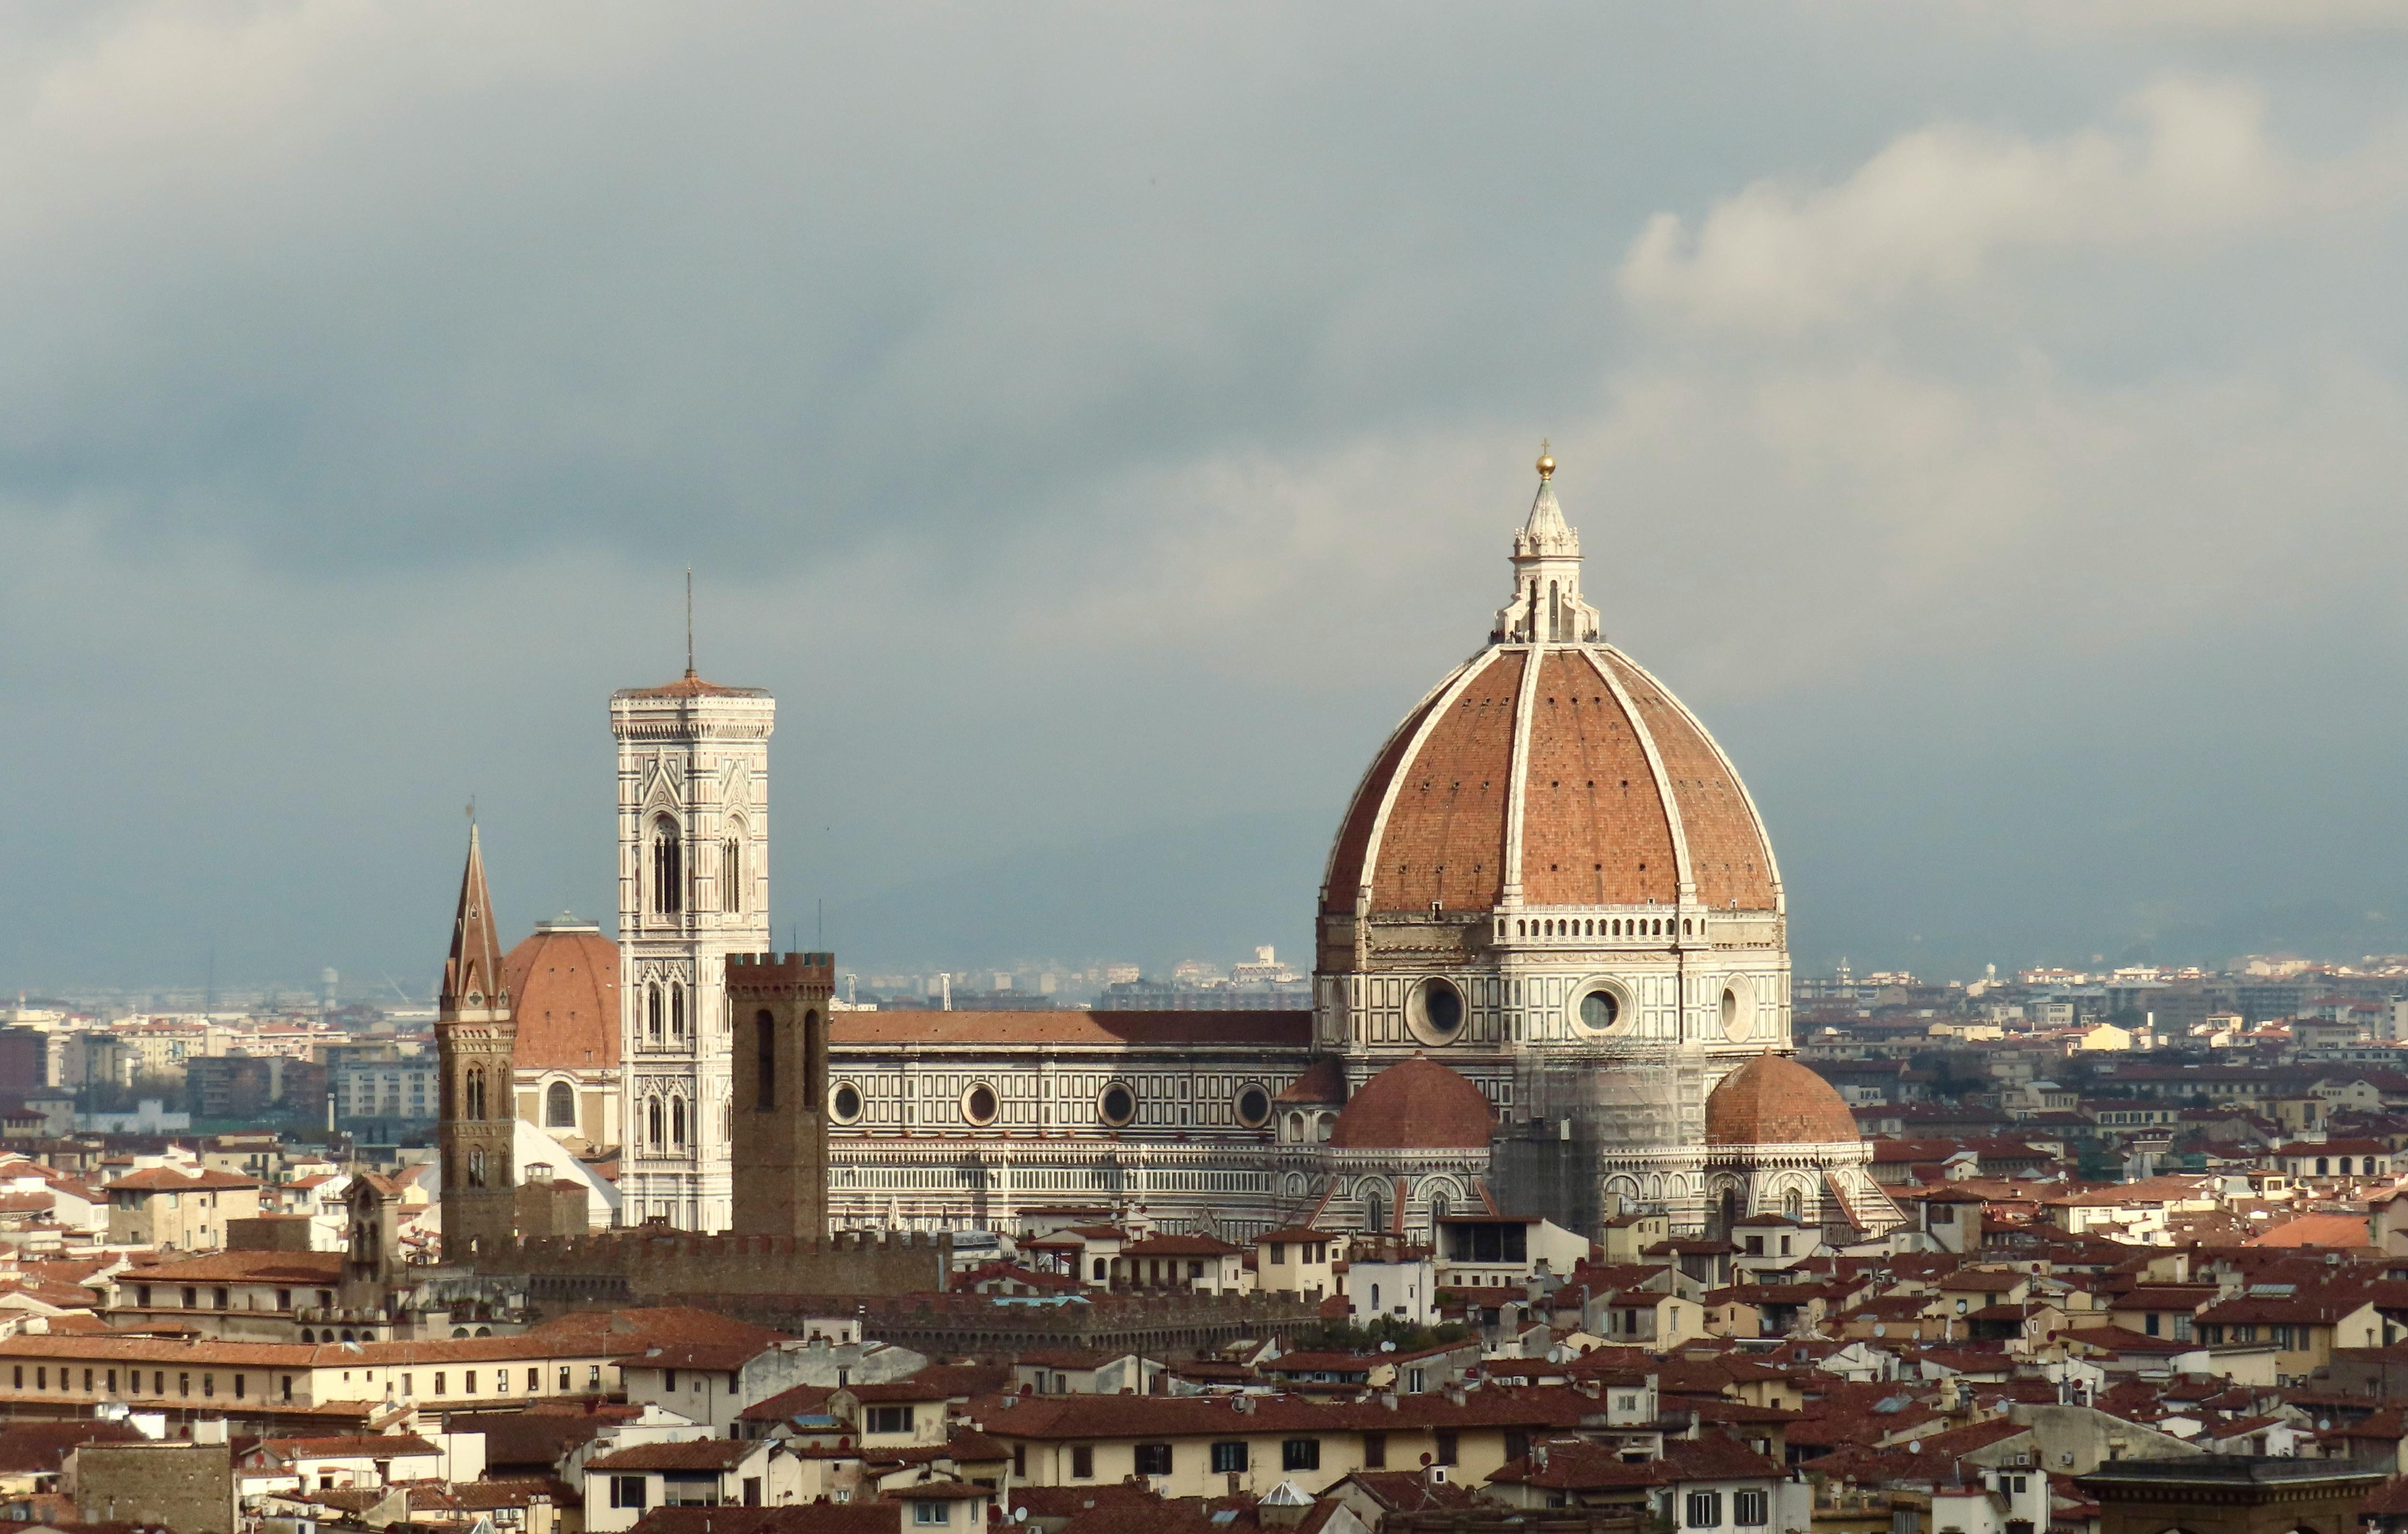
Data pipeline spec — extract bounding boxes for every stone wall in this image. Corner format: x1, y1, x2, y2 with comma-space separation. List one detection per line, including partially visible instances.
477, 1228, 948, 1300
77, 1442, 237, 1534
228, 1215, 318, 1253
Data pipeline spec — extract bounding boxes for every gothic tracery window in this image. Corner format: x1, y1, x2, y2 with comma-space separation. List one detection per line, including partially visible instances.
465, 1068, 485, 1121
647, 984, 662, 1042
671, 1098, 687, 1146
652, 816, 683, 916
670, 984, 686, 1041
466, 1149, 486, 1189
647, 1096, 664, 1148
722, 831, 744, 913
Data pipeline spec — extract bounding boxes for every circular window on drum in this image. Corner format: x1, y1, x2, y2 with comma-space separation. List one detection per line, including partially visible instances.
1406, 976, 1468, 1047
1099, 1082, 1137, 1128
962, 1083, 1000, 1127
1720, 975, 1754, 1042
1234, 1083, 1272, 1129
1572, 981, 1630, 1038
830, 1082, 864, 1125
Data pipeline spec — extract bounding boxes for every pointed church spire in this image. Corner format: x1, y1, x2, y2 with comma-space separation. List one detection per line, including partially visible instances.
440, 823, 508, 1012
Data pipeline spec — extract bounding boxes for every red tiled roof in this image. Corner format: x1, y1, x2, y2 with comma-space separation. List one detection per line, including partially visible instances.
1707, 1054, 1856, 1145
505, 925, 621, 1072
974, 1386, 1592, 1439
1274, 1059, 1348, 1105
103, 1168, 259, 1193
1329, 1056, 1493, 1150
588, 1439, 765, 1472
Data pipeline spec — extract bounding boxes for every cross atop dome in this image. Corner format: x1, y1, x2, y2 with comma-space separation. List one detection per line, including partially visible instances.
1493, 443, 1600, 645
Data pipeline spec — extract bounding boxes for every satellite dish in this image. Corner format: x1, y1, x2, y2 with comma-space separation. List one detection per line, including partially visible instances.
1909, 1441, 1922, 1454
1015, 1511, 1029, 1524
1873, 1325, 1885, 1338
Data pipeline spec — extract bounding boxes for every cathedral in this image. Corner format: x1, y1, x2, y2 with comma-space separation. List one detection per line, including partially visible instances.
445, 453, 1900, 1248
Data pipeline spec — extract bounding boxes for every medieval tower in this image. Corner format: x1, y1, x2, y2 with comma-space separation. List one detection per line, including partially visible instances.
437, 826, 518, 1258
610, 665, 774, 1231
727, 951, 834, 1239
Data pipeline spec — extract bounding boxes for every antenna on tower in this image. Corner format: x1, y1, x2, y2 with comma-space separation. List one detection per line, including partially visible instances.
685, 566, 695, 679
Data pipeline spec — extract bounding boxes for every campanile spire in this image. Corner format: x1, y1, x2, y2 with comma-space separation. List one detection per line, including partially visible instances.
436, 821, 517, 1259
441, 823, 507, 1012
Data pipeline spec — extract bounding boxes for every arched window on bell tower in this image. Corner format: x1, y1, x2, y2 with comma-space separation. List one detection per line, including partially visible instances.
652, 816, 683, 916
670, 983, 686, 1041
646, 985, 662, 1042
722, 825, 744, 914
465, 1067, 485, 1121
647, 1096, 664, 1147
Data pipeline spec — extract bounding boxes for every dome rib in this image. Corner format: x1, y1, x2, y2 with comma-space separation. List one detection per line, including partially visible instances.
1584, 645, 1695, 899
1320, 653, 1483, 917
1596, 648, 1781, 913
1364, 649, 1522, 917
1519, 649, 1678, 906
1497, 621, 1547, 903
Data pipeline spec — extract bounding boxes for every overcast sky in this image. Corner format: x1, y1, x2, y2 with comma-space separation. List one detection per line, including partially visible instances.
9, 0, 2408, 997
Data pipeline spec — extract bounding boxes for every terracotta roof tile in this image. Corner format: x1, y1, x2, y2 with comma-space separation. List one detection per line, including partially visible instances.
1328, 1057, 1493, 1151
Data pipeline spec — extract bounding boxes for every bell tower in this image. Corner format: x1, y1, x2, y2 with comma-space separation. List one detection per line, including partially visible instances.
610, 661, 774, 1232
726, 951, 833, 1239
437, 825, 518, 1259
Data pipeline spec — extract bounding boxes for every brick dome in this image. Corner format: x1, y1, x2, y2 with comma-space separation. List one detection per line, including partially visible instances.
1328, 1056, 1495, 1150
1319, 464, 1778, 925
502, 920, 620, 1071
1705, 1052, 1856, 1145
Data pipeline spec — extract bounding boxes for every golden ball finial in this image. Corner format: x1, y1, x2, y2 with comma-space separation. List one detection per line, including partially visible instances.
1536, 438, 1554, 480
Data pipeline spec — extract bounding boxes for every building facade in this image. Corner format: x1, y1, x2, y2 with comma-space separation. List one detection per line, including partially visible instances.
610, 669, 774, 1231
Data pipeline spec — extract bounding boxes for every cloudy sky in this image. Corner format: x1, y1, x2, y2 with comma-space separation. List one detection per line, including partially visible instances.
9, 0, 2408, 997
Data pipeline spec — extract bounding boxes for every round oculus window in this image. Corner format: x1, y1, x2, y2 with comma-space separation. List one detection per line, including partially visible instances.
963, 1084, 999, 1127
831, 1083, 863, 1124
1720, 976, 1753, 1041
1235, 1084, 1272, 1129
1574, 986, 1624, 1036
1406, 976, 1467, 1047
1100, 1083, 1137, 1128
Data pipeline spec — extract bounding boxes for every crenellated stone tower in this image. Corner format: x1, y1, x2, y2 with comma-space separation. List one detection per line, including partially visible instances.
437, 826, 518, 1258
610, 665, 774, 1231
727, 951, 833, 1240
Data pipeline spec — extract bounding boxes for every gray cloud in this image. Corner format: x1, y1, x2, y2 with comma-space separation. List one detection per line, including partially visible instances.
8, 2, 2408, 992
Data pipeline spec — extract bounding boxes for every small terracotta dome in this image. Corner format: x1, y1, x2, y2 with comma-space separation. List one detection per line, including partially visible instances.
1328, 1056, 1495, 1150
502, 920, 621, 1071
1705, 1052, 1856, 1145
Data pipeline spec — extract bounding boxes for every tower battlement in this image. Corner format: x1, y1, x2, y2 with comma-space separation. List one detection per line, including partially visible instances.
727, 952, 835, 989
